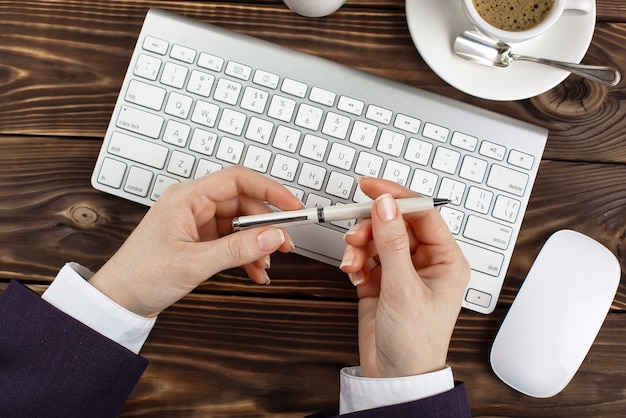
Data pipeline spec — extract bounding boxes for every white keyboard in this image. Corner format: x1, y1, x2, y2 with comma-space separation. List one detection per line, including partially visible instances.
91, 8, 548, 314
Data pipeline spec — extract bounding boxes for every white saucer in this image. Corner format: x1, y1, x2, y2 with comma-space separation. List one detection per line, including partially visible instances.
405, 0, 596, 101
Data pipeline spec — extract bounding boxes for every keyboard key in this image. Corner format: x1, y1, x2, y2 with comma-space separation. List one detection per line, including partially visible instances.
267, 95, 296, 122
243, 145, 272, 173
394, 114, 421, 134
124, 166, 153, 197
273, 125, 301, 152
167, 150, 195, 178
108, 131, 168, 169
451, 132, 478, 152
405, 138, 433, 166
310, 87, 336, 107
337, 96, 364, 116
240, 86, 269, 114
409, 169, 438, 196
377, 129, 405, 157
465, 186, 493, 214
439, 206, 465, 234
349, 121, 377, 148
432, 147, 460, 175
463, 215, 513, 250
298, 162, 326, 190
486, 165, 529, 197
191, 100, 220, 127
189, 129, 218, 156
492, 195, 521, 223
322, 112, 351, 140
327, 143, 356, 170
213, 78, 242, 105
134, 54, 161, 80
162, 120, 191, 147
382, 160, 410, 186
164, 92, 193, 119
295, 104, 324, 131
300, 134, 328, 162
116, 105, 164, 139
198, 53, 224, 72
245, 117, 273, 144
479, 141, 506, 161
194, 159, 222, 179
459, 155, 488, 183
438, 178, 465, 205
186, 70, 215, 97
465, 288, 493, 308
142, 36, 168, 55
270, 154, 299, 182
160, 62, 188, 88
218, 108, 246, 136
151, 174, 179, 201
281, 78, 307, 98
326, 171, 354, 199
170, 44, 196, 64
457, 241, 504, 277
216, 137, 245, 164
225, 61, 252, 80
365, 105, 392, 125
422, 122, 449, 142
253, 69, 280, 89
354, 151, 383, 177
125, 79, 166, 111
508, 149, 535, 170
97, 158, 127, 188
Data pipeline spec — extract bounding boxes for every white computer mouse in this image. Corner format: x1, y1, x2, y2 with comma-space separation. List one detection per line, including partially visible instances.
282, 0, 346, 17
490, 229, 621, 398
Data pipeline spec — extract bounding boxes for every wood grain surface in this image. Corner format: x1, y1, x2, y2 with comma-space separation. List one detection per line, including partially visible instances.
1, 0, 625, 416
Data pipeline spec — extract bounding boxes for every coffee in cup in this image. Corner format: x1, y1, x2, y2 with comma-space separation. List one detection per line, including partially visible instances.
460, 0, 593, 43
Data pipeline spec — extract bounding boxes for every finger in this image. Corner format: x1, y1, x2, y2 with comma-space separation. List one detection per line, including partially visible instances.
197, 227, 286, 276
371, 193, 421, 291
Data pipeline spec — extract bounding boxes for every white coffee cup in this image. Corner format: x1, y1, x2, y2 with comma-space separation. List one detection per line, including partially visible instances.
460, 0, 593, 43
282, 0, 346, 18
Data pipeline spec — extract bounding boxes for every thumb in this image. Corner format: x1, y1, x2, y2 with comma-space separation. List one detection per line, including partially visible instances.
371, 194, 416, 287
203, 227, 286, 273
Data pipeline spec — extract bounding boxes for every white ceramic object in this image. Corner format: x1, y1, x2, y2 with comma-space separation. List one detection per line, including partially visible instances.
282, 0, 346, 17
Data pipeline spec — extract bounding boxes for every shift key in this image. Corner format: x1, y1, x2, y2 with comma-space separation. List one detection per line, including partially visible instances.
108, 131, 169, 169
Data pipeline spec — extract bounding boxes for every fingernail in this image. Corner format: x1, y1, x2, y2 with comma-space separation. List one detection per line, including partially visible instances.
376, 194, 397, 222
343, 222, 362, 241
263, 270, 271, 285
257, 229, 285, 252
348, 270, 365, 287
263, 255, 271, 270
340, 246, 356, 268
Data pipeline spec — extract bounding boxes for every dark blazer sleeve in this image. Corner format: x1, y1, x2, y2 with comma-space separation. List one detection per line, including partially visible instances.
306, 382, 472, 418
0, 280, 147, 418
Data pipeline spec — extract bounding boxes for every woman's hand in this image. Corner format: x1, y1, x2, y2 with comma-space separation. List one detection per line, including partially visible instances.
88, 166, 303, 318
341, 178, 470, 378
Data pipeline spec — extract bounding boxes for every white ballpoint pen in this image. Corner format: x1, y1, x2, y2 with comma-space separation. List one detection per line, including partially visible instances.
232, 197, 449, 231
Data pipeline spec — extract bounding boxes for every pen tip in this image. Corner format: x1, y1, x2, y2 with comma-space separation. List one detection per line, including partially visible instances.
433, 198, 450, 207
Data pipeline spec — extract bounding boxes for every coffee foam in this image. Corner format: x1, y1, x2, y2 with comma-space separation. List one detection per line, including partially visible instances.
472, 0, 555, 32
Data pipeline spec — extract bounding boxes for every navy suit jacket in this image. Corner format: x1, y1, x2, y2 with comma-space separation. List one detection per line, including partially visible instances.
0, 281, 471, 417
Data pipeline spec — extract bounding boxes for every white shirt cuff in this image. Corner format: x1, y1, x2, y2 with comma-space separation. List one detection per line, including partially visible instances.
41, 262, 156, 354
339, 365, 455, 414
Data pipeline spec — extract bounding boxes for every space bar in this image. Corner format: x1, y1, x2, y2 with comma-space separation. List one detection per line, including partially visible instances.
286, 224, 346, 267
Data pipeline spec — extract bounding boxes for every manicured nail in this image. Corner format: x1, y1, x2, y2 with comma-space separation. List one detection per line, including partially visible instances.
262, 255, 271, 270
343, 222, 362, 241
376, 194, 397, 222
262, 270, 271, 285
340, 246, 356, 268
348, 270, 365, 287
257, 229, 285, 252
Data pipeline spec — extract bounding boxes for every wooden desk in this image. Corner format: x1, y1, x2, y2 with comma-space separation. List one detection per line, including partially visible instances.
1, 0, 625, 416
